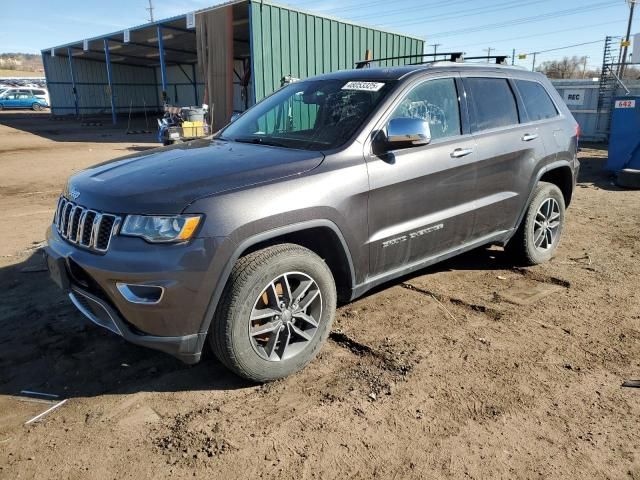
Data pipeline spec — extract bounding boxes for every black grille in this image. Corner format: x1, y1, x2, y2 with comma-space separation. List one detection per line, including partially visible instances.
70, 207, 83, 240
96, 216, 115, 250
81, 211, 96, 245
53, 197, 120, 253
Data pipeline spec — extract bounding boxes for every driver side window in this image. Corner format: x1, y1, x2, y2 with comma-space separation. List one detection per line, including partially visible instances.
390, 78, 461, 141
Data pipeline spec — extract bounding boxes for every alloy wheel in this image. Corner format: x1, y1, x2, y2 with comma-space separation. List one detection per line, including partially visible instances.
533, 197, 561, 251
249, 272, 322, 362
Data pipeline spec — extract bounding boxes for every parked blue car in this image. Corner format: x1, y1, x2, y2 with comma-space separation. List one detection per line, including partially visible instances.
0, 91, 48, 111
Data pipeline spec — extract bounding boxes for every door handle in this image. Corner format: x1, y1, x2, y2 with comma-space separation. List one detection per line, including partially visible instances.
450, 147, 474, 158
522, 133, 539, 142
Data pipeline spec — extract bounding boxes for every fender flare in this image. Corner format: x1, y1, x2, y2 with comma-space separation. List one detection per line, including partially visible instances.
506, 159, 574, 244
196, 219, 356, 340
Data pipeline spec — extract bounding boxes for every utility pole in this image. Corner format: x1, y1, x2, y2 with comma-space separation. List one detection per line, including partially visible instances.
429, 43, 442, 59
620, 0, 636, 78
531, 52, 537, 71
483, 47, 493, 62
512, 48, 516, 65
147, 0, 155, 22
582, 56, 590, 78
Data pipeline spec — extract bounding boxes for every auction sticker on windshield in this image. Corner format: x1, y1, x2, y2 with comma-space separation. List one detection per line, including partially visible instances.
342, 81, 385, 92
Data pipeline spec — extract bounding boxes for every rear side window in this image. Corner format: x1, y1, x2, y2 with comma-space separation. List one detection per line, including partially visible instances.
32, 89, 46, 95
465, 78, 519, 132
515, 80, 558, 121
390, 78, 461, 141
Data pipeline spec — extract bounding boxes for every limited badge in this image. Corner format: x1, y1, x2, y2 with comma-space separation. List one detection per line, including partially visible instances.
342, 81, 385, 92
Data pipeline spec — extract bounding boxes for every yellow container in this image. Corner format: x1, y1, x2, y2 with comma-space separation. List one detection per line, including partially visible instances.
182, 120, 205, 138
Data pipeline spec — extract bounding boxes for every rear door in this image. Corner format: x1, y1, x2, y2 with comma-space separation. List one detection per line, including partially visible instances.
512, 78, 566, 166
366, 74, 478, 278
461, 75, 547, 239
16, 93, 33, 108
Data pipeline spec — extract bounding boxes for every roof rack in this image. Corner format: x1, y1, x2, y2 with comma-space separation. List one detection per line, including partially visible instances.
355, 52, 464, 69
463, 55, 509, 65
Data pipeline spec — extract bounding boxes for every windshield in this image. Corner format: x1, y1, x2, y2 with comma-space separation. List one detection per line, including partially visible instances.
220, 79, 397, 151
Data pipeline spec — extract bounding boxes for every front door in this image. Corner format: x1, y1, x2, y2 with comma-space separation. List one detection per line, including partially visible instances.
2, 93, 20, 108
366, 75, 478, 278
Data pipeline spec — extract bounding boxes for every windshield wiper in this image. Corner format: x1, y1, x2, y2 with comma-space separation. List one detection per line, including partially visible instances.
232, 136, 289, 148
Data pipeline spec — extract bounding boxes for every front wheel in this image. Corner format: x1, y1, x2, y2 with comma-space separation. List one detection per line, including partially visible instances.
210, 244, 336, 382
506, 181, 565, 265
32, 103, 42, 111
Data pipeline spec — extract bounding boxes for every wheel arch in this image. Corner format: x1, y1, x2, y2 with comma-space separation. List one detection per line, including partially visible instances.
539, 164, 574, 207
241, 226, 355, 303
505, 160, 574, 246
198, 220, 356, 340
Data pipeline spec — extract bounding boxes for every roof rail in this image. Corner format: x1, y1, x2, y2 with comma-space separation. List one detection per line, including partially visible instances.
462, 55, 509, 65
355, 52, 464, 69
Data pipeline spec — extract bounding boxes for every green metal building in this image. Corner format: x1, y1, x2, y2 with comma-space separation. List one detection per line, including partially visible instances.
41, 0, 424, 127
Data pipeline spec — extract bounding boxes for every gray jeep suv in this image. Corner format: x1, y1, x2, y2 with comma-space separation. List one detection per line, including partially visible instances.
45, 62, 579, 381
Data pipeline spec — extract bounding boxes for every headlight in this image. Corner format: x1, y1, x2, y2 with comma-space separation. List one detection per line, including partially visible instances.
120, 215, 202, 243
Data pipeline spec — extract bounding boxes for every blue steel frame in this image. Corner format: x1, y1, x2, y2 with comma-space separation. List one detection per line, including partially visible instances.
192, 64, 198, 105
66, 47, 79, 117
157, 26, 168, 104
103, 39, 117, 125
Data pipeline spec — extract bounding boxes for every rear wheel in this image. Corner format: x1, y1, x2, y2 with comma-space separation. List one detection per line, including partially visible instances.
506, 181, 565, 265
32, 103, 42, 111
209, 244, 337, 382
0, 104, 4, 111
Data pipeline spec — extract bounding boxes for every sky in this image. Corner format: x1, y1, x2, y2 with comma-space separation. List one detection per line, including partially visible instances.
0, 0, 635, 71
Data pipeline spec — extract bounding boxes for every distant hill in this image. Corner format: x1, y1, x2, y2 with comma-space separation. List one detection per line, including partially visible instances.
0, 53, 43, 73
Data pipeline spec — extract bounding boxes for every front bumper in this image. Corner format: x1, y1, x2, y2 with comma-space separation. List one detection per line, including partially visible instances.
68, 285, 205, 364
45, 225, 221, 364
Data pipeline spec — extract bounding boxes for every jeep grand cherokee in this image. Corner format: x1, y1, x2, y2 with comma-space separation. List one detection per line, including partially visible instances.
45, 62, 579, 381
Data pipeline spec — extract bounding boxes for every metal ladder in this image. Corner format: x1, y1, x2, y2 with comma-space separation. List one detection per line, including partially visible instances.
596, 36, 622, 138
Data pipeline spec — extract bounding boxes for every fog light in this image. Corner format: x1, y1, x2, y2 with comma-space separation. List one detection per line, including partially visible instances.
116, 283, 164, 304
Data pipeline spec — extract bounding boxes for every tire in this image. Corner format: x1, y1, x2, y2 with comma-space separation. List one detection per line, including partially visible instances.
616, 169, 640, 189
0, 104, 3, 111
506, 181, 565, 265
32, 103, 42, 111
210, 243, 337, 382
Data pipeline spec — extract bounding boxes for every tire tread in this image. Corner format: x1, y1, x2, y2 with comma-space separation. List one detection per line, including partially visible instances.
506, 181, 565, 266
210, 243, 334, 382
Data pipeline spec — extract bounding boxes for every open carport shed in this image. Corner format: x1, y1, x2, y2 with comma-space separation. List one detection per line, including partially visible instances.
41, 0, 424, 128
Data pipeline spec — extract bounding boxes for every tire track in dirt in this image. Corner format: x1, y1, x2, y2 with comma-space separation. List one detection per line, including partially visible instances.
511, 267, 572, 288
400, 282, 504, 321
329, 330, 415, 375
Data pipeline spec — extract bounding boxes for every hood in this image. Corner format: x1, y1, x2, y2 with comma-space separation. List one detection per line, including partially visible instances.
64, 139, 325, 214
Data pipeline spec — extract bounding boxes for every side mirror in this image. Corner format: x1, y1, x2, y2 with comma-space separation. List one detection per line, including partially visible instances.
386, 117, 431, 150
230, 112, 241, 123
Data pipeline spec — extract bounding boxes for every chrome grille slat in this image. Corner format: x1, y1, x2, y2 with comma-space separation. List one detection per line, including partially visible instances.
77, 209, 88, 244
91, 213, 103, 250
67, 206, 79, 240
53, 197, 120, 254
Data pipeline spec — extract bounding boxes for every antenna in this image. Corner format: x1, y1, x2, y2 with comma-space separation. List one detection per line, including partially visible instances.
146, 0, 154, 22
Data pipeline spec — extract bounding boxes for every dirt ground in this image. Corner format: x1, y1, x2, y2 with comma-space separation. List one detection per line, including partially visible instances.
0, 111, 639, 479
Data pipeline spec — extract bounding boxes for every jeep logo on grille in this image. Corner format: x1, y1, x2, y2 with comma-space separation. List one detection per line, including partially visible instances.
69, 186, 80, 200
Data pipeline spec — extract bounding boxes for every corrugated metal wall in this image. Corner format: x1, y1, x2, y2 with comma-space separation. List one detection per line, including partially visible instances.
43, 54, 159, 116
43, 53, 203, 116
551, 79, 640, 142
249, 1, 425, 101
